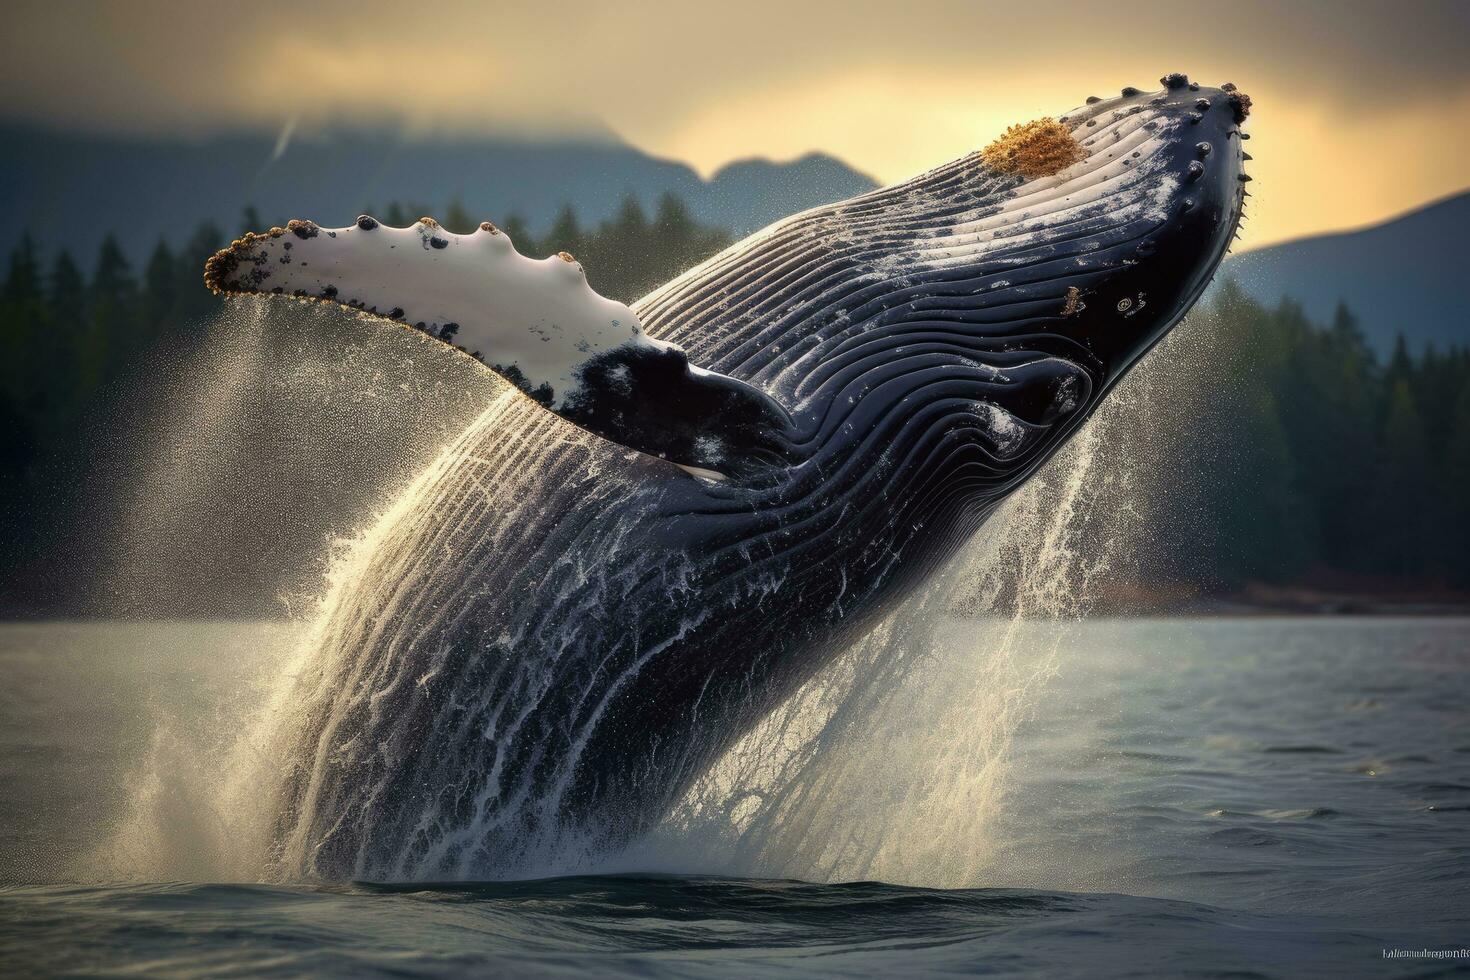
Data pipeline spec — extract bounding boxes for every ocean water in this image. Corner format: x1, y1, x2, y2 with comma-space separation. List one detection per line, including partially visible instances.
1, 617, 1466, 977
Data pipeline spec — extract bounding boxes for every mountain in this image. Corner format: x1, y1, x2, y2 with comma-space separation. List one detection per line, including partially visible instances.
0, 124, 878, 265
6, 121, 1461, 356
1221, 191, 1469, 354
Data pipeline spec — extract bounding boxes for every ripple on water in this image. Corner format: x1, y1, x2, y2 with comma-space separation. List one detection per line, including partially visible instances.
1262, 745, 1344, 755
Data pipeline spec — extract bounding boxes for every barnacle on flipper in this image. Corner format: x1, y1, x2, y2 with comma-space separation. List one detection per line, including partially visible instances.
981, 117, 1086, 179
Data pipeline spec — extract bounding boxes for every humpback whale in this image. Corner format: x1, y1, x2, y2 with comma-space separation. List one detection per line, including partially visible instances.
206, 75, 1250, 879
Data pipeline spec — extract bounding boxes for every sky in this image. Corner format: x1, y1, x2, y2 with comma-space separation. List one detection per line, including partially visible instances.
3, 0, 1467, 250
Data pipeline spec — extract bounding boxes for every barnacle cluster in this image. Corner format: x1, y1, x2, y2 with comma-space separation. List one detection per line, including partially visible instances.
981, 117, 1086, 179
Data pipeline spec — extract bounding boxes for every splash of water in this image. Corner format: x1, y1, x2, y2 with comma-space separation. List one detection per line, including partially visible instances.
616, 401, 1142, 887
102, 401, 511, 881
104, 300, 1182, 886
103, 297, 498, 618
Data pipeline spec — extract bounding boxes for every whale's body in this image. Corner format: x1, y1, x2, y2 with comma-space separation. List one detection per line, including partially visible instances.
214, 77, 1251, 878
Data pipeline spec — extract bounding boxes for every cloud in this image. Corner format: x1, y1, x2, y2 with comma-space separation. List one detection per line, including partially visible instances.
2, 0, 1467, 246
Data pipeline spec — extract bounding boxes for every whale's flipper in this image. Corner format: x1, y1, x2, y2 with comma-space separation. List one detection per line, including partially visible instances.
205, 217, 794, 477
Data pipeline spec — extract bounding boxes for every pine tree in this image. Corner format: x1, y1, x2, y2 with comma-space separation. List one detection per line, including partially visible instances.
612, 193, 648, 244
143, 239, 177, 325
1200, 289, 1312, 583
605, 194, 653, 299
241, 205, 263, 235
48, 251, 85, 314
1329, 302, 1363, 347
27, 251, 86, 428
90, 236, 135, 304
1383, 332, 1413, 407
1, 235, 49, 413
650, 192, 697, 283
1414, 342, 1462, 456
1369, 380, 1434, 579
652, 192, 692, 232
1442, 383, 1470, 585
172, 222, 224, 328
77, 235, 137, 390
2, 232, 41, 306
501, 214, 535, 254
546, 205, 583, 256
444, 200, 474, 235
39, 250, 88, 429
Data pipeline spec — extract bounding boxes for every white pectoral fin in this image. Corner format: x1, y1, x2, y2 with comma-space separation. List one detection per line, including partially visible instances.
205, 216, 794, 476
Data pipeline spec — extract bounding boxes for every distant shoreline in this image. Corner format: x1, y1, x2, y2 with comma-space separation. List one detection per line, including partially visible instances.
1083, 581, 1470, 618
4, 596, 1470, 623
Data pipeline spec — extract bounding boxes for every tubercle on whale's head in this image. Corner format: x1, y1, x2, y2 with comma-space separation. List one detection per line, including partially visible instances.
982, 73, 1252, 389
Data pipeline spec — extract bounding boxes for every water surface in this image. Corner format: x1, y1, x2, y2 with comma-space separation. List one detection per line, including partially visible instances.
1, 618, 1466, 977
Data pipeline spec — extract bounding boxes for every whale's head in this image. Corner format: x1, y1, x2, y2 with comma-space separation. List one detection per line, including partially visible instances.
968, 73, 1252, 390
623, 73, 1253, 494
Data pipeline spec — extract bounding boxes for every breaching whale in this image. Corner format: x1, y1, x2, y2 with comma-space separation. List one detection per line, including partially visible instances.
206, 75, 1251, 879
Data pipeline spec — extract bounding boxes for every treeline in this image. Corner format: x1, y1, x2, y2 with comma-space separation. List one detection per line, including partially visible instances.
0, 193, 730, 489
2, 201, 1468, 611
0, 193, 733, 608
364, 193, 732, 302
1, 192, 729, 481
1141, 282, 1470, 589
0, 192, 728, 473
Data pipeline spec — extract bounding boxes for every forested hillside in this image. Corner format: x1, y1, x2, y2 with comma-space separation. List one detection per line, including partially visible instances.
3, 201, 1467, 615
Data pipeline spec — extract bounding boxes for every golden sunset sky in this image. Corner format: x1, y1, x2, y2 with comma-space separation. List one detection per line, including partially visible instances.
4, 0, 1466, 249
